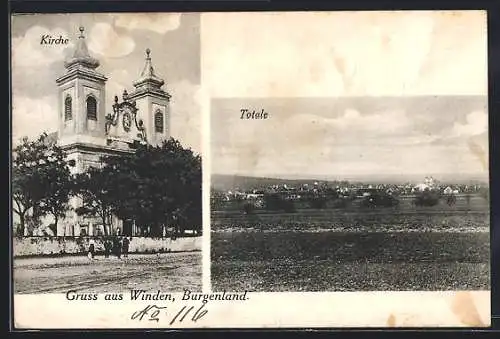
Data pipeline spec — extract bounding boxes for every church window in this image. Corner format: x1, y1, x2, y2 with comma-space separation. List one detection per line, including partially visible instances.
155, 110, 164, 133
86, 96, 97, 121
64, 96, 72, 121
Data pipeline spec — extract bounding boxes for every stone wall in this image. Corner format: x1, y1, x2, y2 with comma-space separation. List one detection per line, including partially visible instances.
13, 236, 202, 258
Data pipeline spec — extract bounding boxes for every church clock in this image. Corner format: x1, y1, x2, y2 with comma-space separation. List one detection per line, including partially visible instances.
122, 110, 132, 132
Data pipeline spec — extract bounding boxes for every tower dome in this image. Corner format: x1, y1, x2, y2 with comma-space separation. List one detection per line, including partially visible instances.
131, 49, 169, 98
64, 27, 100, 70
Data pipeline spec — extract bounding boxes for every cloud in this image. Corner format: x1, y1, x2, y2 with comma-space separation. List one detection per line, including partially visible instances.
12, 96, 58, 143
12, 25, 73, 68
106, 69, 133, 101
211, 95, 489, 177
114, 13, 181, 34
88, 23, 135, 58
451, 110, 488, 137
289, 109, 409, 137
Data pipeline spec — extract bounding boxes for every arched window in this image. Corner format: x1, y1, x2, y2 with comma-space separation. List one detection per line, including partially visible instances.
64, 96, 72, 121
86, 96, 97, 121
154, 110, 164, 133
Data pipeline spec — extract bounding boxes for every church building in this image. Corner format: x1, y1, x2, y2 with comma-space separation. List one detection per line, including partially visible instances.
54, 27, 171, 237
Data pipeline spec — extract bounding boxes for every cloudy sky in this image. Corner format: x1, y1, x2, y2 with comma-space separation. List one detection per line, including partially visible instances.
203, 11, 488, 181
11, 13, 201, 152
211, 96, 488, 181
10, 11, 489, 180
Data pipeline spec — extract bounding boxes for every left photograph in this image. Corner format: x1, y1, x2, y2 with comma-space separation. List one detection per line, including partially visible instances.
11, 13, 202, 293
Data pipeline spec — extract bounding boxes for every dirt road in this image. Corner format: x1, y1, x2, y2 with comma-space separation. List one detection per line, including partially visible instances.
13, 252, 201, 294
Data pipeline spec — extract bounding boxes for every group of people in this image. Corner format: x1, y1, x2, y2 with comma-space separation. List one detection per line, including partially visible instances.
87, 236, 131, 260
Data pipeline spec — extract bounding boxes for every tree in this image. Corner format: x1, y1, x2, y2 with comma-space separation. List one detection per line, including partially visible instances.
308, 195, 328, 209
71, 137, 201, 237
243, 202, 255, 215
414, 189, 441, 207
210, 189, 226, 211
12, 133, 72, 236
264, 193, 296, 213
38, 158, 72, 232
105, 137, 202, 237
73, 166, 116, 236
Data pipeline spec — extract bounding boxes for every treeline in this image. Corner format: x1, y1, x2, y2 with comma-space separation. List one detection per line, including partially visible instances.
216, 189, 478, 214
12, 133, 201, 237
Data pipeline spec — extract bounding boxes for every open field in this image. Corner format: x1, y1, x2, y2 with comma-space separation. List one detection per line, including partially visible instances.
211, 232, 489, 291
211, 206, 490, 291
213, 194, 488, 213
212, 209, 489, 233
13, 252, 201, 294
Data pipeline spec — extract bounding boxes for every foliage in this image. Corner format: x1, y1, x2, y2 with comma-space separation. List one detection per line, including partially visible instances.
73, 165, 117, 236
264, 193, 296, 213
307, 195, 328, 209
242, 202, 255, 215
414, 189, 441, 207
361, 192, 399, 208
14, 133, 202, 238
85, 137, 202, 237
12, 133, 72, 236
331, 197, 351, 208
210, 189, 227, 210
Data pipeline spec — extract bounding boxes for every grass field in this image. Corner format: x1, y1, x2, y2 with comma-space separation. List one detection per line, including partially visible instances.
211, 203, 490, 292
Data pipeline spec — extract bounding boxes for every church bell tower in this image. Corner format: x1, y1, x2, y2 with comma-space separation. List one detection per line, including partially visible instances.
129, 48, 171, 146
56, 27, 107, 148
54, 27, 110, 236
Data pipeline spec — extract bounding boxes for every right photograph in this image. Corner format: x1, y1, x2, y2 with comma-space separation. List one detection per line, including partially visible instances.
210, 96, 489, 292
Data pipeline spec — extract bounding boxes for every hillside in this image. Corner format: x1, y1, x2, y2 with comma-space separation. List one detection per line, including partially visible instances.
210, 174, 331, 192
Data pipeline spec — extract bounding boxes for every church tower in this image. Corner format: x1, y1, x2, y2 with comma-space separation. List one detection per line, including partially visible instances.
129, 49, 171, 146
56, 27, 107, 149
54, 27, 112, 236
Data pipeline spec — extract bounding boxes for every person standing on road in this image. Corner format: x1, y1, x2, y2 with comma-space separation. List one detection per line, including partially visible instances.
113, 236, 122, 259
122, 237, 130, 258
104, 237, 112, 258
88, 238, 95, 260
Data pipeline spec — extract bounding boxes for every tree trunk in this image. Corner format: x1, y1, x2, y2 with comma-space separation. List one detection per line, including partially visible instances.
152, 222, 162, 237
18, 212, 26, 237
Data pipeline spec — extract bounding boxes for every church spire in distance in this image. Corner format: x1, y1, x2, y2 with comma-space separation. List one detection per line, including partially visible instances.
64, 26, 100, 70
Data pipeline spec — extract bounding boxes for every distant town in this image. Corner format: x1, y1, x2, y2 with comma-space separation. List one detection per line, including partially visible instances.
211, 176, 489, 211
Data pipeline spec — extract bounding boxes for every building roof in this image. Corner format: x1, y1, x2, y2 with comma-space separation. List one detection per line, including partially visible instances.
131, 49, 170, 100
64, 27, 100, 70
135, 49, 164, 86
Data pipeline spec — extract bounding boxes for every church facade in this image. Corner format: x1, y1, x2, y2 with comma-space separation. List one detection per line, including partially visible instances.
54, 27, 171, 237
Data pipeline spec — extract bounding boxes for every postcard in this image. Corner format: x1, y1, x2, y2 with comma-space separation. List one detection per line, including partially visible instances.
11, 11, 490, 328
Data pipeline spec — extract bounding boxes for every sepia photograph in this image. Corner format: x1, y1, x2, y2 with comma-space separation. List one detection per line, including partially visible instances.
210, 97, 489, 292
10, 9, 492, 328
208, 11, 490, 294
11, 13, 203, 294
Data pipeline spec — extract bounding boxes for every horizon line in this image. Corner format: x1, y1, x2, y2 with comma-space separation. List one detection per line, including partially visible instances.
211, 172, 489, 182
